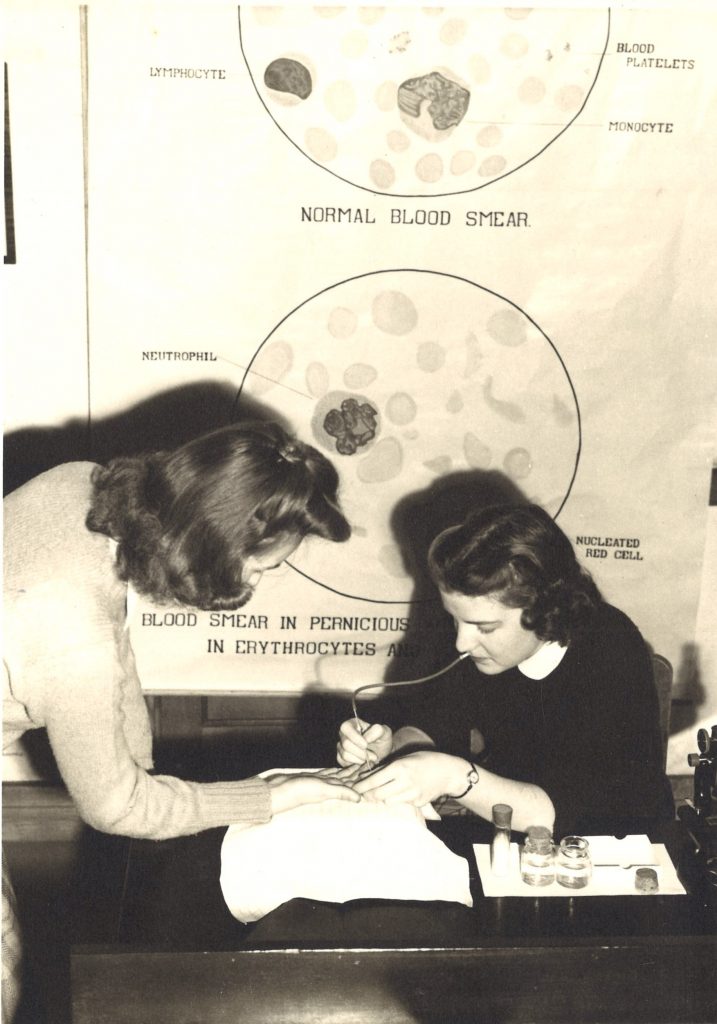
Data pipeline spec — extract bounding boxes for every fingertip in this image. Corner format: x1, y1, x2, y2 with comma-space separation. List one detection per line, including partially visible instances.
340, 787, 361, 802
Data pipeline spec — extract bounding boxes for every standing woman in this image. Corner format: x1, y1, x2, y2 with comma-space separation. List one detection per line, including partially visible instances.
2, 420, 358, 1021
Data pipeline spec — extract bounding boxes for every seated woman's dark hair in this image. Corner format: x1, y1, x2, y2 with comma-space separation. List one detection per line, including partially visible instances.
427, 504, 601, 645
86, 421, 351, 611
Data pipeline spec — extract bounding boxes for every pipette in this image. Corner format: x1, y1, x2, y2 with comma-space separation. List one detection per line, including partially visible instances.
351, 651, 472, 765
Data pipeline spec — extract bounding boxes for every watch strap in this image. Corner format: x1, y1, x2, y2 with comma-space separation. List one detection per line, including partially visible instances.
451, 761, 479, 799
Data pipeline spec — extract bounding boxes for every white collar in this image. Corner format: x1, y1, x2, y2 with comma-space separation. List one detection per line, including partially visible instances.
518, 641, 567, 680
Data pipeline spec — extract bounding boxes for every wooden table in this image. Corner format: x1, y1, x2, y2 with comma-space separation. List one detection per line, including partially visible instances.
70, 818, 717, 1024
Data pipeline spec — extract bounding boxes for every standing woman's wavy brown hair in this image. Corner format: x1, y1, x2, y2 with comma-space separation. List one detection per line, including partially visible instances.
86, 420, 351, 610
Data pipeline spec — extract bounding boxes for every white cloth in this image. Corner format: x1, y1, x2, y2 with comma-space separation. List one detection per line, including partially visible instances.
220, 798, 473, 923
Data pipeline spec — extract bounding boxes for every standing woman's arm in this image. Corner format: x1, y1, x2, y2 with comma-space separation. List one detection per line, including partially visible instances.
21, 581, 273, 840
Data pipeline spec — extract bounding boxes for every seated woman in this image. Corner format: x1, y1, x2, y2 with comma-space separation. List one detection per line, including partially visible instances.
3, 420, 359, 1021
337, 503, 674, 837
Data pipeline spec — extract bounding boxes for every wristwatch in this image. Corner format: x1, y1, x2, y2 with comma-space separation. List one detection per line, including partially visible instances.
451, 761, 480, 799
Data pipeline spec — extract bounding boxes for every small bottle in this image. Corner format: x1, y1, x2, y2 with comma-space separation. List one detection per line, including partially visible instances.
634, 867, 659, 893
521, 825, 555, 886
491, 804, 513, 876
556, 836, 592, 890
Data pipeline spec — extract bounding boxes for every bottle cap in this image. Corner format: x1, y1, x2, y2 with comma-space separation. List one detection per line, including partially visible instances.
527, 825, 551, 839
492, 803, 513, 827
526, 825, 553, 853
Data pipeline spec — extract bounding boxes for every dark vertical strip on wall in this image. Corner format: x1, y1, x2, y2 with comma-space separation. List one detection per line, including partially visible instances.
4, 62, 16, 264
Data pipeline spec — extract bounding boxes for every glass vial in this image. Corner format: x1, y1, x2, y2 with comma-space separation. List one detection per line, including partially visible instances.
520, 825, 555, 887
556, 836, 592, 890
491, 803, 513, 877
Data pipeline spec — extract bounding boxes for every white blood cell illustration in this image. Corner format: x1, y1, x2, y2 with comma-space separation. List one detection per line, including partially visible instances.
239, 6, 609, 196
236, 271, 580, 602
264, 57, 313, 100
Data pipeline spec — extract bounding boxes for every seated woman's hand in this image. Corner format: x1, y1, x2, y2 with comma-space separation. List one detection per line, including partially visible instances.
337, 718, 393, 768
352, 751, 466, 807
267, 769, 361, 816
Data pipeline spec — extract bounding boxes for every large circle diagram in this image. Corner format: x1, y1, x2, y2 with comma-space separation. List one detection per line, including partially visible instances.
239, 6, 610, 197
236, 270, 581, 604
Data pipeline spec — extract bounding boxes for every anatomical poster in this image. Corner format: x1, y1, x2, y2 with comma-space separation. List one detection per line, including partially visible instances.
5, 3, 716, 711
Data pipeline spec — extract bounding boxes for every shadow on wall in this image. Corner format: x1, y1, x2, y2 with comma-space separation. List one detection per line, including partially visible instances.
671, 642, 709, 735
385, 470, 529, 684
3, 380, 289, 496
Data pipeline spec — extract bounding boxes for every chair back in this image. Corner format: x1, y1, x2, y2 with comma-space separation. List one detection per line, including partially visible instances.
652, 653, 673, 769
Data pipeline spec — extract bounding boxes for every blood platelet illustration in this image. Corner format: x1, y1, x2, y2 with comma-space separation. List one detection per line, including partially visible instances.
236, 271, 580, 603
238, 6, 609, 196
